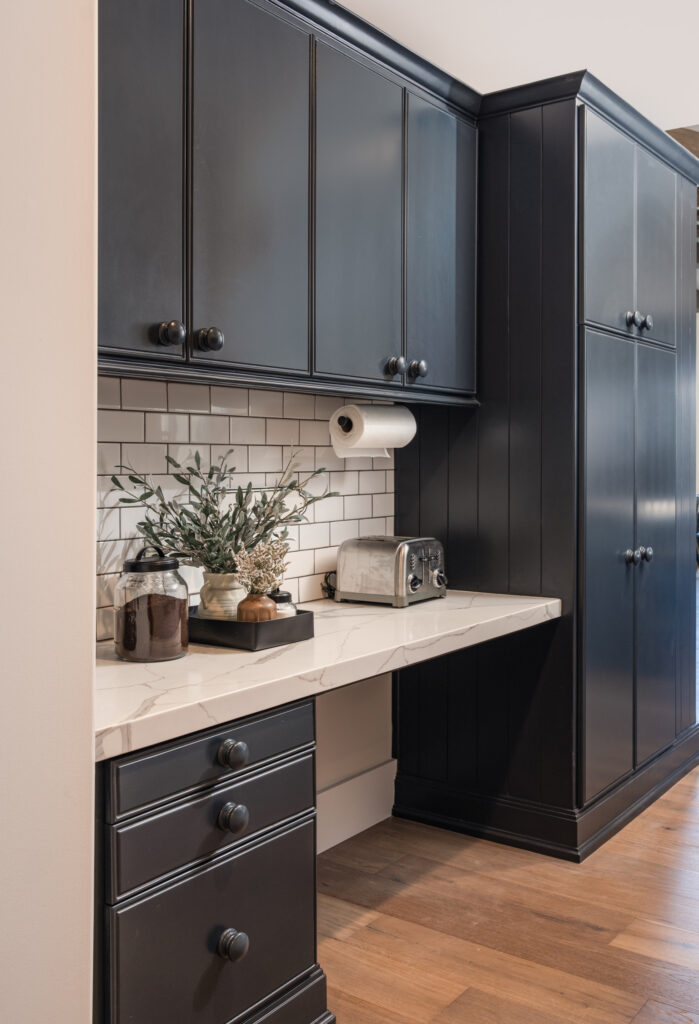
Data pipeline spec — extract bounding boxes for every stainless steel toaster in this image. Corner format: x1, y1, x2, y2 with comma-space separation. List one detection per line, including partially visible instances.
333, 536, 447, 608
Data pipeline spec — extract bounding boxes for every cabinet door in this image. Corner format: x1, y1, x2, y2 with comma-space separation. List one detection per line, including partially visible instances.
192, 0, 310, 373
582, 330, 635, 803
99, 0, 185, 358
636, 149, 677, 347
582, 110, 635, 335
315, 43, 403, 384
635, 344, 677, 764
406, 95, 476, 395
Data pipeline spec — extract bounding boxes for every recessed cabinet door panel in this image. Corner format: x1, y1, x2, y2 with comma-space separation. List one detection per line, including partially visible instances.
111, 820, 316, 1024
315, 43, 403, 384
406, 95, 476, 395
583, 330, 635, 803
583, 110, 635, 335
192, 0, 310, 372
635, 344, 677, 764
99, 0, 185, 357
636, 149, 677, 347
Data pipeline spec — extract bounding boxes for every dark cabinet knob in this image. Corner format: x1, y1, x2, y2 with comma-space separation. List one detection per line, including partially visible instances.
217, 802, 250, 835
217, 739, 250, 770
217, 928, 249, 963
197, 326, 225, 351
408, 359, 429, 379
158, 320, 186, 346
641, 313, 654, 332
625, 311, 643, 329
640, 546, 654, 562
386, 355, 408, 376
624, 548, 641, 565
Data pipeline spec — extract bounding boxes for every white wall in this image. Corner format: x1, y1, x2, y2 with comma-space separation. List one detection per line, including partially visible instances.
0, 2, 96, 1022
341, 0, 699, 129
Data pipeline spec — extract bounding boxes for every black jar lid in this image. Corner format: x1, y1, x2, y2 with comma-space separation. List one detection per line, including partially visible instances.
269, 588, 293, 604
123, 545, 180, 573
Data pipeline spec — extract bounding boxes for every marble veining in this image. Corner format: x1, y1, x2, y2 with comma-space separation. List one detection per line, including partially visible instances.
94, 590, 562, 760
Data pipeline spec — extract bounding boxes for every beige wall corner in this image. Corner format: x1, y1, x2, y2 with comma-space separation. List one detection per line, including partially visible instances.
0, 2, 97, 1021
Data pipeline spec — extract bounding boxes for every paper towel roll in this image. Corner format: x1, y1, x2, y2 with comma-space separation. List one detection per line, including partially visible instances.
329, 404, 416, 460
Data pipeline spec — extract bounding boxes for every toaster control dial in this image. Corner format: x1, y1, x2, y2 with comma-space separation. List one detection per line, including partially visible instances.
434, 570, 447, 590
407, 573, 422, 593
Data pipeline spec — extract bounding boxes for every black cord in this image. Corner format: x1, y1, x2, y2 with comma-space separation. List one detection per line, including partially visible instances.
321, 571, 337, 599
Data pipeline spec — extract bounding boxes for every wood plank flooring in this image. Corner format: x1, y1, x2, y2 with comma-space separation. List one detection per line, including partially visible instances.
317, 767, 699, 1023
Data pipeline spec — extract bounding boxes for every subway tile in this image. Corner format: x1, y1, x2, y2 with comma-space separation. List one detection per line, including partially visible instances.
329, 471, 358, 496
314, 446, 344, 472
386, 516, 395, 536
190, 414, 229, 444
303, 470, 331, 498
168, 444, 211, 471
330, 519, 359, 546
314, 546, 338, 574
98, 410, 144, 443
299, 574, 324, 602
344, 494, 372, 519
97, 477, 122, 509
98, 376, 120, 409
283, 577, 300, 603
97, 442, 121, 476
120, 505, 147, 540
283, 392, 315, 419
373, 450, 395, 469
266, 418, 300, 446
315, 395, 345, 419
96, 607, 114, 642
230, 416, 266, 444
386, 469, 395, 491
313, 495, 345, 523
299, 522, 329, 550
358, 470, 386, 494
248, 446, 283, 472
372, 492, 394, 518
168, 382, 210, 413
211, 386, 248, 416
282, 525, 299, 551
97, 538, 138, 576
226, 472, 267, 490
97, 507, 120, 542
211, 445, 247, 472
249, 389, 283, 418
96, 574, 117, 609
121, 443, 168, 475
121, 378, 167, 411
178, 564, 204, 598
285, 549, 316, 579
145, 412, 189, 443
284, 446, 315, 472
343, 455, 374, 470
299, 419, 329, 446
359, 517, 386, 537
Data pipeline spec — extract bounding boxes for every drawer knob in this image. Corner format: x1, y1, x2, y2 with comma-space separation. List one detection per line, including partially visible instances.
408, 359, 428, 379
157, 319, 186, 346
217, 928, 249, 963
217, 739, 250, 771
641, 313, 654, 332
386, 355, 407, 376
625, 310, 643, 328
217, 802, 250, 835
197, 326, 225, 351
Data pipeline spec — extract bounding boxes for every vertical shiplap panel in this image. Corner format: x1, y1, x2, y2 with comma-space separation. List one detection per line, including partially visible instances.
447, 406, 479, 590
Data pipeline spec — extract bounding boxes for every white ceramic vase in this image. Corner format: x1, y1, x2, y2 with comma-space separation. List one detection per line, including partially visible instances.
198, 572, 246, 620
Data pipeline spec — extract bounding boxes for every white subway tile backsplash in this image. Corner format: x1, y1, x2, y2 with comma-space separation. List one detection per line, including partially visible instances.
168, 382, 210, 413
249, 389, 283, 418
386, 470, 395, 491
122, 378, 167, 411
98, 410, 144, 443
230, 416, 266, 444
146, 413, 189, 443
96, 380, 395, 638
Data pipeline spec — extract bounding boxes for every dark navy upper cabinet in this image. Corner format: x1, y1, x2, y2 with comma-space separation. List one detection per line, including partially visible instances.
405, 95, 477, 395
99, 0, 186, 359
191, 0, 311, 375
314, 42, 403, 386
583, 108, 678, 346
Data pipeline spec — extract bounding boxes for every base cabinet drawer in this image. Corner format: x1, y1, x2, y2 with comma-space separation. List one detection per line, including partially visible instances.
109, 818, 317, 1024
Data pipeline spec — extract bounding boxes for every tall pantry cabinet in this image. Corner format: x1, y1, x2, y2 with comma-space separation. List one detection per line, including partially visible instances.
394, 72, 699, 859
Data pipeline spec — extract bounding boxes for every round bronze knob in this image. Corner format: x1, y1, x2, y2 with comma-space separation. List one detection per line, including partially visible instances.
217, 802, 250, 835
158, 319, 186, 346
386, 355, 408, 377
217, 928, 249, 963
217, 739, 250, 770
408, 359, 429, 379
197, 326, 225, 351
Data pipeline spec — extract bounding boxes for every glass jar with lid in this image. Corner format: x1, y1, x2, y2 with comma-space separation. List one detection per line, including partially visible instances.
269, 589, 297, 618
114, 546, 188, 662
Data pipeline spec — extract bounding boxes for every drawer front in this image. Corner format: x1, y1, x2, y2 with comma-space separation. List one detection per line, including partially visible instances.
110, 819, 316, 1024
108, 754, 314, 901
107, 702, 314, 821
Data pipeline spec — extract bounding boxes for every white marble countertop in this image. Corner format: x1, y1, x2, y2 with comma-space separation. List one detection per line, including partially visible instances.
94, 590, 561, 761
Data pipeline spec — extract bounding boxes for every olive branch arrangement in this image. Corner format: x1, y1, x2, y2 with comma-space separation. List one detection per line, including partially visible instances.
111, 449, 334, 574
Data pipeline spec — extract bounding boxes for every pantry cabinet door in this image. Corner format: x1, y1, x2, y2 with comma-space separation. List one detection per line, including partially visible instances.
192, 0, 311, 373
635, 149, 677, 347
99, 0, 185, 358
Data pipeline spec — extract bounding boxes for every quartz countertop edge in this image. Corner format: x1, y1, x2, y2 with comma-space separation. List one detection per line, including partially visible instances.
94, 590, 562, 761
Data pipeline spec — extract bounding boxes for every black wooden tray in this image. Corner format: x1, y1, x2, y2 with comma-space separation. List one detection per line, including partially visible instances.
188, 606, 314, 652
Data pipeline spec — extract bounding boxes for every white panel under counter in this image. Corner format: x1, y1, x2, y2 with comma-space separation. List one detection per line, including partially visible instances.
94, 590, 562, 761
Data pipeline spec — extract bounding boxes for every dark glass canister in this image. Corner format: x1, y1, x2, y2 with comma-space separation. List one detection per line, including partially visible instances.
114, 546, 188, 662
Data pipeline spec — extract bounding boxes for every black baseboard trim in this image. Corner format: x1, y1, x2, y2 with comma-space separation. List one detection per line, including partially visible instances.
393, 726, 699, 862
